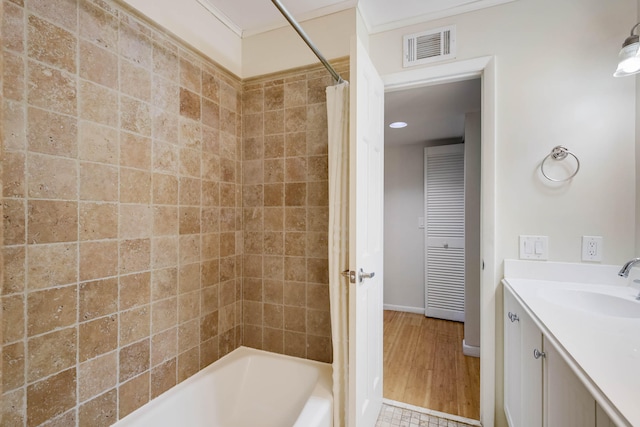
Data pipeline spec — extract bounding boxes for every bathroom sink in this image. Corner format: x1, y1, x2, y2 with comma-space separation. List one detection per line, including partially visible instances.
539, 288, 640, 319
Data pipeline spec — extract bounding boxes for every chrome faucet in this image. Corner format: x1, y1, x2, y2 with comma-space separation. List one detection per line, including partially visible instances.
618, 258, 640, 277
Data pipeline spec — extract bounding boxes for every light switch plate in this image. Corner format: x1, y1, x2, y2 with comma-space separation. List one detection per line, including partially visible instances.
519, 235, 549, 260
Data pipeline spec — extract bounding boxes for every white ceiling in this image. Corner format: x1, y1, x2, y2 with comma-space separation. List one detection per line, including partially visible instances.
384, 79, 481, 145
196, 0, 514, 36
193, 0, 492, 144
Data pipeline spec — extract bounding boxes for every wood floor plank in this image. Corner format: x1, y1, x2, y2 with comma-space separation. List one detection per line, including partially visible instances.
383, 310, 480, 420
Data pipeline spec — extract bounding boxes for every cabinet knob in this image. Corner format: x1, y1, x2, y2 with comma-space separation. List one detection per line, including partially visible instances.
533, 348, 546, 359
508, 311, 519, 322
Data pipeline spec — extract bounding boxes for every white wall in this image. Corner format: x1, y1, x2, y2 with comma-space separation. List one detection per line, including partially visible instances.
384, 144, 428, 312
120, 0, 243, 75
372, 1, 636, 425
242, 9, 355, 78
464, 112, 481, 350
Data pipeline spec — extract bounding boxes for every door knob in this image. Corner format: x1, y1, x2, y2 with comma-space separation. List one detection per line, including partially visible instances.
359, 268, 375, 282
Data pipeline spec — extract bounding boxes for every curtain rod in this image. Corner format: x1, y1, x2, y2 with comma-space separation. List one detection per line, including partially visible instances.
270, 0, 345, 84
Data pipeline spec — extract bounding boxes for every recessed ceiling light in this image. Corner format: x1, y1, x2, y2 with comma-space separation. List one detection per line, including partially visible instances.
389, 121, 407, 129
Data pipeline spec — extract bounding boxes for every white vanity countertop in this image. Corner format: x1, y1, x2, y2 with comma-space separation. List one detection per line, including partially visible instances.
503, 260, 640, 427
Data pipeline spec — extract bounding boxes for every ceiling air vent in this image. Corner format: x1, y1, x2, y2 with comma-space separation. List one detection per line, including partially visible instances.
403, 26, 456, 68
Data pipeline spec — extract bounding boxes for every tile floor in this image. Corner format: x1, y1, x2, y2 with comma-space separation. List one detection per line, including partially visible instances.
376, 401, 481, 427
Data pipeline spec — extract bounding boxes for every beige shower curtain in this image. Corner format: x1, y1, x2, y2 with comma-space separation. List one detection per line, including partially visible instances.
326, 81, 350, 427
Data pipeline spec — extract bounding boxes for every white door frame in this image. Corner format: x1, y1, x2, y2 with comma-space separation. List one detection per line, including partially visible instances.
382, 56, 496, 427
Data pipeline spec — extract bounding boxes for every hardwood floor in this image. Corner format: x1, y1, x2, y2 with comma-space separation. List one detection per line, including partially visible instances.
383, 310, 481, 420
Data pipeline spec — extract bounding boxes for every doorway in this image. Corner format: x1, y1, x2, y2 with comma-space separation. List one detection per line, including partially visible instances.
380, 56, 497, 427
382, 73, 484, 421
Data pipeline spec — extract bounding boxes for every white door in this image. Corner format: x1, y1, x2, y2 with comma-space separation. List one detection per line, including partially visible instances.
424, 144, 465, 321
348, 36, 384, 427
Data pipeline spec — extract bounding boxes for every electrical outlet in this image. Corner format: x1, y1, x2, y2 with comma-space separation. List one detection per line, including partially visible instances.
582, 236, 603, 262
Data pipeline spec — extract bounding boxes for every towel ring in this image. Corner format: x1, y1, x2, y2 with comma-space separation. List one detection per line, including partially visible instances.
541, 146, 580, 182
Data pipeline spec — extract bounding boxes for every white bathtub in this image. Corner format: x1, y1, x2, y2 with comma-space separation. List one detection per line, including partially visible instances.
112, 346, 333, 427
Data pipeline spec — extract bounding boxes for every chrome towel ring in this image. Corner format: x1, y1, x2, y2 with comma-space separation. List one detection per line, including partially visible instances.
541, 146, 580, 182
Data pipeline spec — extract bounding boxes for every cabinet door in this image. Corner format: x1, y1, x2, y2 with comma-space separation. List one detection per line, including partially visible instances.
504, 285, 543, 427
544, 339, 596, 427
596, 404, 617, 427
504, 288, 522, 426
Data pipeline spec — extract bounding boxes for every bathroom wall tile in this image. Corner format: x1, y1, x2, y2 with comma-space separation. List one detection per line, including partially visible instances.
285, 132, 306, 157
120, 306, 150, 346
150, 358, 176, 399
307, 309, 331, 337
264, 134, 285, 159
3, 150, 24, 197
179, 88, 200, 121
3, 246, 26, 295
199, 310, 218, 342
121, 131, 152, 170
307, 181, 328, 206
26, 368, 76, 427
307, 128, 328, 156
2, 294, 24, 344
3, 341, 25, 391
201, 98, 219, 129
152, 109, 179, 144
284, 331, 306, 358
307, 207, 328, 232
201, 260, 219, 288
27, 61, 77, 116
119, 339, 150, 382
119, 371, 150, 419
307, 104, 327, 131
26, 0, 77, 31
79, 202, 117, 241
152, 172, 178, 205
79, 121, 118, 165
36, 408, 76, 426
179, 177, 201, 206
121, 59, 152, 102
177, 346, 199, 382
79, 1, 118, 51
284, 80, 306, 108
27, 327, 77, 382
27, 243, 77, 290
178, 291, 199, 323
3, 199, 25, 245
4, 51, 25, 102
80, 40, 118, 89
27, 285, 77, 336
119, 238, 151, 274
179, 117, 202, 149
151, 327, 177, 366
306, 232, 328, 259
151, 236, 178, 269
284, 257, 306, 282
307, 284, 330, 311
119, 204, 152, 239
79, 80, 118, 127
243, 324, 262, 349
3, 1, 24, 53
78, 388, 116, 427
179, 207, 200, 235
200, 337, 218, 368
284, 282, 306, 307
27, 153, 77, 200
27, 200, 78, 244
284, 107, 306, 133
78, 352, 117, 402
263, 327, 284, 354
284, 183, 306, 206
306, 335, 331, 363
264, 110, 284, 135
120, 168, 151, 204
153, 43, 179, 82
308, 258, 329, 284
180, 147, 201, 178
79, 278, 117, 322
264, 303, 283, 329
153, 205, 178, 236
152, 76, 180, 115
264, 280, 283, 304
27, 14, 77, 73
177, 318, 198, 352
219, 280, 236, 307
121, 96, 151, 136
180, 58, 201, 94
151, 267, 178, 301
152, 297, 177, 333
79, 162, 118, 202
179, 263, 200, 293
79, 240, 118, 281
79, 315, 118, 362
264, 85, 284, 111
27, 107, 77, 158
201, 232, 219, 260
1, 388, 25, 426
179, 235, 200, 265
202, 71, 218, 103
4, 100, 26, 151
120, 272, 151, 310
119, 23, 152, 69
284, 306, 306, 333
307, 156, 328, 181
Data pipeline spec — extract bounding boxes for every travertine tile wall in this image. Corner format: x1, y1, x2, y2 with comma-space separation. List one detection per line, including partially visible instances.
241, 60, 348, 363
1, 0, 243, 425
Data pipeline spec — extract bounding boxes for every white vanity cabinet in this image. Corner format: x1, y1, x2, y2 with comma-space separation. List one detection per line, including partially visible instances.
504, 283, 616, 427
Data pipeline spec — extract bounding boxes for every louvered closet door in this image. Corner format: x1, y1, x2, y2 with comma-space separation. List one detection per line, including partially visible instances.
424, 144, 465, 322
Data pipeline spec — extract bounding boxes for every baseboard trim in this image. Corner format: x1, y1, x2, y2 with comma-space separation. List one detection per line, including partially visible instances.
383, 304, 425, 315
462, 339, 480, 358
